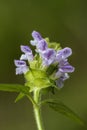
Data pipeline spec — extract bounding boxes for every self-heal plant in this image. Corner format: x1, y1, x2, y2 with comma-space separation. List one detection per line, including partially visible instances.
15, 31, 74, 88
0, 31, 84, 130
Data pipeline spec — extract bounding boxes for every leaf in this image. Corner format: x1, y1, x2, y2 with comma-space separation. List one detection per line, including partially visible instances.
43, 99, 84, 125
0, 84, 29, 94
0, 84, 36, 106
14, 89, 37, 106
15, 93, 25, 103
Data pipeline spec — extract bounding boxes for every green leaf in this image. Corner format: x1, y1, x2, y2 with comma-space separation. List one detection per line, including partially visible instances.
14, 91, 37, 106
43, 99, 84, 125
15, 93, 25, 103
0, 84, 29, 94
0, 84, 36, 106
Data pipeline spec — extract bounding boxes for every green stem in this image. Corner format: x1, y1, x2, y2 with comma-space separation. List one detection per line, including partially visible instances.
33, 88, 45, 130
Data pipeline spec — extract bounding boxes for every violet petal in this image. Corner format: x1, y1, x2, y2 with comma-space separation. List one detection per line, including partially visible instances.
37, 39, 48, 51
14, 60, 26, 67
62, 47, 72, 59
42, 49, 56, 60
20, 53, 33, 61
30, 40, 37, 46
56, 47, 72, 62
56, 79, 64, 88
59, 65, 75, 73
16, 66, 29, 75
42, 49, 56, 66
32, 31, 42, 41
20, 45, 32, 53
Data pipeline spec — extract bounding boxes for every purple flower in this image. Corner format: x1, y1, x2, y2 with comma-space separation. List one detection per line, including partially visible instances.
59, 65, 75, 73
56, 78, 64, 88
30, 31, 43, 46
55, 70, 63, 78
56, 72, 69, 80
41, 48, 56, 66
14, 60, 29, 75
62, 47, 72, 58
56, 73, 69, 88
56, 47, 72, 62
20, 45, 33, 61
21, 45, 32, 53
32, 31, 42, 41
55, 60, 75, 79
59, 60, 75, 73
36, 39, 48, 52
30, 40, 37, 46
55, 58, 74, 88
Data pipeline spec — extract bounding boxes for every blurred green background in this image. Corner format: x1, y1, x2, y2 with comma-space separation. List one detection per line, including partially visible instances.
0, 0, 87, 130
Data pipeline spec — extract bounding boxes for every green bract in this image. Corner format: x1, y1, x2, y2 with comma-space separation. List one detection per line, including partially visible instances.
25, 69, 52, 92
45, 38, 62, 50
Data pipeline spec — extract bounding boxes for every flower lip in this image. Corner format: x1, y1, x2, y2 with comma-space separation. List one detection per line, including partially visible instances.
59, 65, 75, 73
20, 45, 33, 61
37, 39, 48, 52
20, 45, 32, 53
14, 60, 29, 75
56, 79, 64, 88
20, 53, 33, 61
32, 31, 42, 41
15, 66, 29, 75
14, 60, 26, 67
41, 49, 56, 66
58, 59, 68, 66
42, 48, 56, 59
62, 47, 72, 58
56, 47, 72, 62
56, 72, 69, 88
30, 40, 37, 46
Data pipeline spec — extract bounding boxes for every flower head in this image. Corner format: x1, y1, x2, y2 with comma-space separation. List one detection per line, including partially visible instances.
14, 31, 75, 91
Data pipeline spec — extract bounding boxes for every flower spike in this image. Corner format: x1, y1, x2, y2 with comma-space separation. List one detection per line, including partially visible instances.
14, 31, 75, 89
